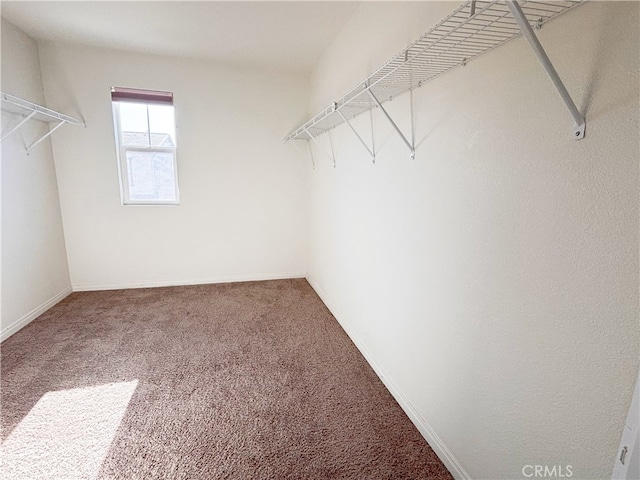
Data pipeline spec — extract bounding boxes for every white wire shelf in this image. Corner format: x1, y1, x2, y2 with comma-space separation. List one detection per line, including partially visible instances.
1, 92, 86, 152
285, 0, 584, 144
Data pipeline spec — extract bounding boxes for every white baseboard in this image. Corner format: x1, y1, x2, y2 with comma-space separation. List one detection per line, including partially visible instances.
72, 272, 306, 292
306, 276, 471, 480
1, 287, 72, 342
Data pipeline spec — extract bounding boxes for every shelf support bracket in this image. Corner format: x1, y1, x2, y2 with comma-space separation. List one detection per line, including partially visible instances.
336, 109, 375, 163
367, 89, 415, 159
27, 120, 66, 152
1, 110, 37, 142
290, 138, 314, 169
305, 127, 335, 167
506, 0, 585, 140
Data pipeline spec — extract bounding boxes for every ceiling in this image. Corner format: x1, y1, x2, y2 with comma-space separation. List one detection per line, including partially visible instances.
1, 1, 361, 75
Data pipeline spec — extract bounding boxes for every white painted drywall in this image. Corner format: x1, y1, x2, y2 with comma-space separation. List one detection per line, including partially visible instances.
1, 18, 72, 340
37, 42, 309, 290
306, 2, 639, 479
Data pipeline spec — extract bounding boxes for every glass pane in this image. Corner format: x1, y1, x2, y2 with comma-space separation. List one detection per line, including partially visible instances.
125, 150, 177, 202
148, 105, 176, 147
119, 103, 149, 146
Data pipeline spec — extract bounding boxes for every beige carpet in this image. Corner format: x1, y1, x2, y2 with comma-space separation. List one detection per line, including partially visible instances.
1, 279, 452, 479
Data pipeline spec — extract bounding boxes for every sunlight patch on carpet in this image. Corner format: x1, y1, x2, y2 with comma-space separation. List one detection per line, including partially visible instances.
1, 380, 138, 480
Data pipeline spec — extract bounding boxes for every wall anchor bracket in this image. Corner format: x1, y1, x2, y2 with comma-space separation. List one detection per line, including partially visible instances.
506, 0, 585, 140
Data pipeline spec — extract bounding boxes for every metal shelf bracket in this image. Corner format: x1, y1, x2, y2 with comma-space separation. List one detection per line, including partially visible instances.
305, 127, 336, 167
367, 89, 415, 159
289, 138, 315, 169
506, 0, 585, 139
1, 92, 86, 152
27, 120, 66, 152
335, 102, 376, 164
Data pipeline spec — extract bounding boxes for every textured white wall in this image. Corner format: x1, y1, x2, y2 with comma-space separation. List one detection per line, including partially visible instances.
306, 2, 639, 479
1, 19, 71, 339
38, 42, 309, 290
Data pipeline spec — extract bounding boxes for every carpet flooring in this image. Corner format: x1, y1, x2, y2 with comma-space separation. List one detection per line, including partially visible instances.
1, 279, 452, 479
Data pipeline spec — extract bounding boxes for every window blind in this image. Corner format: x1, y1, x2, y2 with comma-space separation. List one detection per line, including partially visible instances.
110, 87, 173, 105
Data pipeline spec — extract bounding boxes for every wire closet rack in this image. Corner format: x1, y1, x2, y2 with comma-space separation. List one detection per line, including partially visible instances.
1, 92, 86, 152
285, 0, 586, 160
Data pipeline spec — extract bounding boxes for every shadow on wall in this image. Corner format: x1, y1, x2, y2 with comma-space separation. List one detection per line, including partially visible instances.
579, 2, 639, 120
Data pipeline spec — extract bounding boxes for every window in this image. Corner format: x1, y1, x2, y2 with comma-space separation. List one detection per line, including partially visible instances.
111, 87, 179, 205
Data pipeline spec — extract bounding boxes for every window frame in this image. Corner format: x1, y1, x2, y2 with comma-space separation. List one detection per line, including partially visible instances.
111, 89, 180, 206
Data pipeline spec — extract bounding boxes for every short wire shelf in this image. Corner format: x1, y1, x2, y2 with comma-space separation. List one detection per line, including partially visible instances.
1, 92, 85, 151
